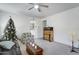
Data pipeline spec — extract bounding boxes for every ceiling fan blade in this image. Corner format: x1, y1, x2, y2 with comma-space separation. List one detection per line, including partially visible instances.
38, 8, 41, 12
28, 7, 34, 10
28, 3, 34, 5
40, 4, 48, 8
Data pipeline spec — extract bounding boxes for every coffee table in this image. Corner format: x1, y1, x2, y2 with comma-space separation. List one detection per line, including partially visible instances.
26, 43, 43, 55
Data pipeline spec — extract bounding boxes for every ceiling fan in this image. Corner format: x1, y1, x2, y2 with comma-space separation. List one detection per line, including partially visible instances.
28, 3, 48, 12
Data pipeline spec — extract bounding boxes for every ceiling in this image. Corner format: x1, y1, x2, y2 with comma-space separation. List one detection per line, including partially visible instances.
0, 3, 79, 18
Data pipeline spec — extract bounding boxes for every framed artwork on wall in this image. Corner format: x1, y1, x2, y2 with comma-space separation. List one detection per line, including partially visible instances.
43, 20, 47, 27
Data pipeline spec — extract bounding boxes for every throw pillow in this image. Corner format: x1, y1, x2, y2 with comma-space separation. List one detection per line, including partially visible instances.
0, 41, 15, 50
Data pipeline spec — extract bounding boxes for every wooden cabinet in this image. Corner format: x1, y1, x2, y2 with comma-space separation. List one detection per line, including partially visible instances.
43, 27, 54, 42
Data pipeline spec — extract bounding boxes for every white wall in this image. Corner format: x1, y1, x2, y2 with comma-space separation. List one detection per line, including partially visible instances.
38, 7, 79, 47
0, 12, 4, 35
0, 19, 1, 34
0, 12, 31, 38
35, 18, 43, 39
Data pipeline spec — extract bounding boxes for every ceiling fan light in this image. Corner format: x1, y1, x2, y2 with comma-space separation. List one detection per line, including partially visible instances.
34, 5, 39, 9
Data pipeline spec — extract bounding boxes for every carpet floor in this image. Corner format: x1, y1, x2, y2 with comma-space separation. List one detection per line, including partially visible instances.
18, 39, 79, 55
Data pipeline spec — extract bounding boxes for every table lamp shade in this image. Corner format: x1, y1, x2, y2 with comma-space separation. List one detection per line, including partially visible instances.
70, 32, 76, 40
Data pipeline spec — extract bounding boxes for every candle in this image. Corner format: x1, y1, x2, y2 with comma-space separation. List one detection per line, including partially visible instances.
32, 43, 35, 47
30, 42, 32, 45
35, 45, 37, 49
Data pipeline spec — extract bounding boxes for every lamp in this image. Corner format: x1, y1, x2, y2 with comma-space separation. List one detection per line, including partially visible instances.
70, 32, 78, 53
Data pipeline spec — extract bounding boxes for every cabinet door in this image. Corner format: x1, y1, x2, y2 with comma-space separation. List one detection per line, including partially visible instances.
43, 27, 54, 42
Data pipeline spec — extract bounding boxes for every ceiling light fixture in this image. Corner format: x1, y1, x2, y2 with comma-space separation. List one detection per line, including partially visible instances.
34, 4, 39, 9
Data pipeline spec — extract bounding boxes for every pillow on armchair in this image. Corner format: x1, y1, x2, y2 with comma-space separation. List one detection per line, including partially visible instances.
0, 41, 15, 50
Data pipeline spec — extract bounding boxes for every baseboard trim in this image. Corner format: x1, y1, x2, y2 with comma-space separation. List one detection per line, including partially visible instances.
34, 37, 43, 39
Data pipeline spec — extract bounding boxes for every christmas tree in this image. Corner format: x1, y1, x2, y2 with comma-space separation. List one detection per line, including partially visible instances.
4, 16, 17, 41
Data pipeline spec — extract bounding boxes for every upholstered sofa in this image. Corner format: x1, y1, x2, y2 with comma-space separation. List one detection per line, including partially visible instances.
0, 35, 21, 55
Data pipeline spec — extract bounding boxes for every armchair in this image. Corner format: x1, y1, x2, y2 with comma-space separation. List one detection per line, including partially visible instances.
21, 32, 34, 44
